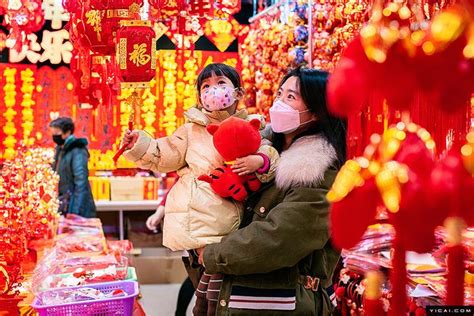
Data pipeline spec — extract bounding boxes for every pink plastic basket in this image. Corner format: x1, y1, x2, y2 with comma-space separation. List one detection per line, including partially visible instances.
31, 280, 138, 316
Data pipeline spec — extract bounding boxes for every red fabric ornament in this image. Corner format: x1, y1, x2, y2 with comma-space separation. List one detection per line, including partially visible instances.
446, 244, 465, 305
363, 297, 385, 316
198, 118, 263, 202
336, 286, 346, 299
415, 307, 427, 316
377, 45, 417, 111
389, 133, 439, 253
394, 132, 435, 179
330, 178, 378, 250
389, 237, 408, 316
327, 36, 371, 117
430, 149, 474, 225
116, 20, 156, 88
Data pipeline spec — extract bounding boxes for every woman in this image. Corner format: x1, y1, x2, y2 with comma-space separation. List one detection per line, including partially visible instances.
50, 117, 96, 218
197, 68, 346, 315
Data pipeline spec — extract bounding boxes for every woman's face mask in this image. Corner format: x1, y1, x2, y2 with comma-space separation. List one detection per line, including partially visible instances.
269, 100, 312, 134
200, 85, 237, 111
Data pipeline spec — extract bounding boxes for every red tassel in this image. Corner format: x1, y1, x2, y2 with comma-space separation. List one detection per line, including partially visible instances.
113, 121, 134, 163
446, 244, 465, 305
364, 298, 385, 316
389, 236, 407, 316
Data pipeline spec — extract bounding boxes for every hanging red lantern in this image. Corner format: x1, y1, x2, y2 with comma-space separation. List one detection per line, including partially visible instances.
116, 20, 157, 88
81, 0, 143, 55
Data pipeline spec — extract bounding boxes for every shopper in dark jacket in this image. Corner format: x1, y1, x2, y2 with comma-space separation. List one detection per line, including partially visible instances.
50, 117, 96, 218
197, 68, 347, 315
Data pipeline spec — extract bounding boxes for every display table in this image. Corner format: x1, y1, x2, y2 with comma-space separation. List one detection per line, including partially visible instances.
96, 199, 163, 240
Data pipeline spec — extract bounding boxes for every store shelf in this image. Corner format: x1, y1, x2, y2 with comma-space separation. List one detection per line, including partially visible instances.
96, 200, 163, 211
95, 190, 167, 240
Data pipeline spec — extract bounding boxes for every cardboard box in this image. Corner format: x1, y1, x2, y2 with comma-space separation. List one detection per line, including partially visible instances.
110, 176, 144, 201
143, 178, 159, 200
126, 247, 188, 284
89, 176, 111, 201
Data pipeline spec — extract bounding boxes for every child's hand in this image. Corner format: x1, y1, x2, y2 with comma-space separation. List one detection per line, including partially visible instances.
146, 205, 165, 231
122, 130, 139, 150
231, 155, 264, 176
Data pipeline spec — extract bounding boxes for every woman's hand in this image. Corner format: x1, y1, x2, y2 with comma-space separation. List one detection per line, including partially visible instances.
196, 247, 205, 265
231, 155, 264, 176
122, 130, 139, 150
146, 205, 165, 231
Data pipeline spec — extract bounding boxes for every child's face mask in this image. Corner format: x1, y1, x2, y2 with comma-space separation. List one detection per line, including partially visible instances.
201, 85, 237, 111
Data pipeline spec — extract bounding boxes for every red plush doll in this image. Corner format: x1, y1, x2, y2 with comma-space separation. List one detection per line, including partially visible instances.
198, 117, 262, 202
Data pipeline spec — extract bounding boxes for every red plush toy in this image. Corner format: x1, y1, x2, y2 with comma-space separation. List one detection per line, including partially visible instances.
198, 117, 262, 202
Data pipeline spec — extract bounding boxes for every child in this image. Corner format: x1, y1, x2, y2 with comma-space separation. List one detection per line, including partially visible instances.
122, 63, 278, 251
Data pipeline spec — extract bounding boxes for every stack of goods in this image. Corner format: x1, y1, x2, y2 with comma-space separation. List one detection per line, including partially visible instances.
335, 224, 452, 315
30, 215, 138, 314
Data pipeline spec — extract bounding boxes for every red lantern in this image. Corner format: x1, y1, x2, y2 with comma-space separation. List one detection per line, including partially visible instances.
116, 20, 157, 88
81, 0, 143, 55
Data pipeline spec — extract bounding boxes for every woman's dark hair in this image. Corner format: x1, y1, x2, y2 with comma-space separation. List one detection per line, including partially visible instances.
196, 63, 242, 97
273, 68, 347, 168
49, 117, 75, 134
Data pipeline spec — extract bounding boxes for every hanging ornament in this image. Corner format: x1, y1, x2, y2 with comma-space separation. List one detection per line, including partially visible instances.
116, 20, 156, 88
2, 0, 44, 51
149, 0, 183, 21
113, 20, 157, 163
204, 16, 240, 53
81, 0, 143, 55
188, 0, 213, 18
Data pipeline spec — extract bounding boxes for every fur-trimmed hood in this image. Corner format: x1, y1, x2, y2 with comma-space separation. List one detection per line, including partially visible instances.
276, 134, 337, 190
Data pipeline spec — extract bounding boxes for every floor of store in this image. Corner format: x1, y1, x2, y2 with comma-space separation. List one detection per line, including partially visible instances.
140, 283, 195, 316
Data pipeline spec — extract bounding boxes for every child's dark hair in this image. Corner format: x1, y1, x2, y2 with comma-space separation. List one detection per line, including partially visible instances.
196, 63, 242, 97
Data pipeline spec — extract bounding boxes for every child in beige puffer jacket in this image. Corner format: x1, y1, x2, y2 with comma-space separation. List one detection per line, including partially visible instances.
121, 63, 278, 252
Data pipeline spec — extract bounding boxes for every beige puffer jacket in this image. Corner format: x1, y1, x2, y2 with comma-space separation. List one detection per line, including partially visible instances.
123, 108, 278, 251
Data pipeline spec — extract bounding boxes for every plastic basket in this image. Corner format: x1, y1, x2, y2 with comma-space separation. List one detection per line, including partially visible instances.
37, 267, 138, 293
31, 280, 138, 316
